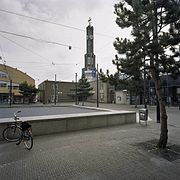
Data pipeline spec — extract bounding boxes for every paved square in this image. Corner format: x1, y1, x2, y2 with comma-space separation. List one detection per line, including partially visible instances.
1, 121, 180, 180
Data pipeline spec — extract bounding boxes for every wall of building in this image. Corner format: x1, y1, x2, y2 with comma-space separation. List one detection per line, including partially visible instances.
0, 64, 35, 103
38, 80, 75, 103
115, 90, 129, 105
88, 80, 115, 103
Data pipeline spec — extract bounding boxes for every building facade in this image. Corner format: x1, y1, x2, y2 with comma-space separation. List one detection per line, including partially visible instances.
38, 80, 75, 104
0, 64, 35, 104
38, 79, 115, 104
88, 80, 115, 103
148, 75, 180, 106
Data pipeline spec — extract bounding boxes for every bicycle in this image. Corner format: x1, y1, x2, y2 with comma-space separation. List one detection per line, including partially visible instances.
2, 111, 33, 150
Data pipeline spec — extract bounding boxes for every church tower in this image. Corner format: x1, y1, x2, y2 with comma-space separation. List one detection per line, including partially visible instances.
82, 18, 96, 81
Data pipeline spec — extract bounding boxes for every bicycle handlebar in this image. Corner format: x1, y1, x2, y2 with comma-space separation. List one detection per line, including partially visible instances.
14, 110, 21, 120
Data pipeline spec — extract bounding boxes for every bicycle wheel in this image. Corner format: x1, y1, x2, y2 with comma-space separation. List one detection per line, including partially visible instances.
23, 130, 33, 150
2, 125, 22, 142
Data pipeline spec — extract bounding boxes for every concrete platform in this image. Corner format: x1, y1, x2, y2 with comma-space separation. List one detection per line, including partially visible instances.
0, 106, 136, 140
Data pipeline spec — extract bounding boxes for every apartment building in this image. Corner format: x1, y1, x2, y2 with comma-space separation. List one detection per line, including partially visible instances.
0, 64, 35, 104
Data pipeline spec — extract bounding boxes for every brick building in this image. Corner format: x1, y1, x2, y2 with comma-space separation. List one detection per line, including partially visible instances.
38, 80, 75, 104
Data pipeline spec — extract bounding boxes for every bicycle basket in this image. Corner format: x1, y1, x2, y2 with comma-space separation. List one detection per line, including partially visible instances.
21, 122, 32, 131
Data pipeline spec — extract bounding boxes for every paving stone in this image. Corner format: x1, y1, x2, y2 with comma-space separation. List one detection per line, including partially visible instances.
0, 122, 180, 180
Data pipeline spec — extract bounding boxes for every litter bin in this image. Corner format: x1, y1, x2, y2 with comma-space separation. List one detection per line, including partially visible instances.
139, 108, 148, 125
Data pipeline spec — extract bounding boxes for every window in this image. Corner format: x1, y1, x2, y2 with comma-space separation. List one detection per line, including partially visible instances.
0, 71, 8, 78
0, 83, 7, 87
0, 81, 7, 87
7, 83, 19, 89
117, 96, 122, 102
87, 57, 92, 65
13, 85, 19, 90
177, 88, 180, 95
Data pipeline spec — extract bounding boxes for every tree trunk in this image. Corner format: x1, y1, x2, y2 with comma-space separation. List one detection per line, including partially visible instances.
157, 104, 168, 148
151, 68, 168, 149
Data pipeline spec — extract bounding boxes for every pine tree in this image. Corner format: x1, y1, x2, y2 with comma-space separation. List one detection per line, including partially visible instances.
19, 81, 38, 103
113, 0, 180, 148
77, 76, 93, 106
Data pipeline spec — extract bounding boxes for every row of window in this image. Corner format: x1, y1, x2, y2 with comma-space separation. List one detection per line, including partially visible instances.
0, 84, 19, 90
0, 81, 19, 89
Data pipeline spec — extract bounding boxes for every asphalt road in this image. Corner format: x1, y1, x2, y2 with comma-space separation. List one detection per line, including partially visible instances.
0, 106, 101, 119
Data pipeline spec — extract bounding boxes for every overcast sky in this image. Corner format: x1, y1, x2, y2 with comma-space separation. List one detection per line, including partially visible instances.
0, 0, 130, 86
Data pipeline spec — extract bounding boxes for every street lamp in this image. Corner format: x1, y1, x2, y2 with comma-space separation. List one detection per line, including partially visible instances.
166, 74, 169, 107
54, 74, 57, 105
75, 73, 78, 105
9, 80, 12, 107
96, 64, 99, 108
143, 58, 147, 108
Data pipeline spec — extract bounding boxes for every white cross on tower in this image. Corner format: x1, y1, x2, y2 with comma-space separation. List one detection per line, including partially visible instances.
88, 17, 92, 26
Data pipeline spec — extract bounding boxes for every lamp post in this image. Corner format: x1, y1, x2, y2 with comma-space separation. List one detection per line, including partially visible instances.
166, 74, 169, 107
54, 74, 57, 105
96, 63, 99, 108
9, 80, 12, 107
143, 58, 147, 108
75, 73, 78, 105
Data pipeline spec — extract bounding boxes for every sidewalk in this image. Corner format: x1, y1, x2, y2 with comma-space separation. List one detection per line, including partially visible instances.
0, 119, 180, 179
